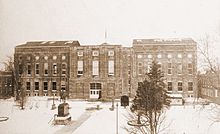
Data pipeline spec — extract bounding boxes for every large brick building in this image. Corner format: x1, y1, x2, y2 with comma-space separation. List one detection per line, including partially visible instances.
14, 38, 197, 99
198, 71, 220, 104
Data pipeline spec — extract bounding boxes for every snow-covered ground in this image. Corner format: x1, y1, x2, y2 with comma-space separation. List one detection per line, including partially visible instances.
0, 97, 220, 134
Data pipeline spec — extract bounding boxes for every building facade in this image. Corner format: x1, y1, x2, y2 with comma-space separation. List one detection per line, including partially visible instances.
0, 71, 13, 98
198, 71, 220, 104
14, 38, 197, 99
132, 39, 197, 98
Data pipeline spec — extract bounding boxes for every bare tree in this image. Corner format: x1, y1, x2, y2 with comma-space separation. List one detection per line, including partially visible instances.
3, 55, 27, 109
197, 34, 220, 123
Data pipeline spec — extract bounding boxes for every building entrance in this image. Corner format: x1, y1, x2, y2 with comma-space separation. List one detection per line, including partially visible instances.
90, 83, 101, 99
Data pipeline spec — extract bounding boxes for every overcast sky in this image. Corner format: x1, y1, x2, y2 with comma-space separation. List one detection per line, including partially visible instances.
0, 0, 220, 69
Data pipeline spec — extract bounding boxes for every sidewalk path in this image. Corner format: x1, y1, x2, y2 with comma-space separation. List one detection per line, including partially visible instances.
54, 111, 92, 134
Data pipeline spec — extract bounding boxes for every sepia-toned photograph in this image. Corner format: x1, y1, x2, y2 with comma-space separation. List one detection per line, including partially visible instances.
0, 0, 220, 134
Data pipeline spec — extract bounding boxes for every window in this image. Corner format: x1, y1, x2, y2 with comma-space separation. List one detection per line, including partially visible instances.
26, 82, 30, 90
44, 56, 48, 60
90, 83, 102, 89
138, 62, 143, 75
35, 82, 39, 90
177, 53, 182, 58
92, 51, 99, 56
53, 63, 57, 74
44, 82, 48, 90
188, 63, 193, 75
137, 54, 142, 58
35, 63, 39, 75
19, 64, 22, 74
168, 54, 172, 58
108, 60, 114, 76
78, 51, 83, 56
27, 64, 31, 75
92, 60, 99, 76
148, 54, 152, 58
52, 82, 56, 91
188, 53, 192, 58
77, 61, 83, 76
147, 62, 152, 73
108, 50, 114, 56
168, 63, 172, 75
188, 82, 193, 91
178, 82, 183, 91
177, 63, 182, 74
168, 82, 172, 91
62, 63, 67, 75
157, 54, 162, 58
27, 56, 31, 61
35, 56, 39, 60
44, 63, 48, 75
62, 55, 66, 60
53, 56, 57, 60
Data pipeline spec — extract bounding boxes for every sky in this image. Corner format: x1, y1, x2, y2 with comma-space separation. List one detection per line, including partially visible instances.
0, 0, 220, 69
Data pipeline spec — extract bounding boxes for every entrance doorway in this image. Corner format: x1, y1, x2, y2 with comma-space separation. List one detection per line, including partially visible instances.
90, 83, 101, 99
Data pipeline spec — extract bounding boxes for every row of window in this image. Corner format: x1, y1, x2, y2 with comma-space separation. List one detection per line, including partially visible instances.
167, 82, 193, 91
19, 55, 66, 61
26, 82, 65, 91
137, 53, 193, 59
77, 60, 114, 77
77, 50, 114, 57
138, 62, 193, 75
25, 63, 67, 75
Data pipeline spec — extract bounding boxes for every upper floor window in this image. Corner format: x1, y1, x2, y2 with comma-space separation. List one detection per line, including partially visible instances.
35, 63, 40, 75
178, 82, 183, 91
44, 56, 48, 60
53, 63, 57, 74
53, 56, 57, 60
77, 61, 83, 76
27, 56, 31, 61
168, 82, 172, 91
177, 53, 182, 58
108, 50, 114, 56
61, 64, 66, 75
148, 54, 152, 58
168, 63, 172, 75
188, 82, 193, 91
27, 64, 31, 75
92, 51, 99, 56
188, 53, 192, 58
177, 63, 182, 74
137, 54, 143, 58
26, 82, 30, 90
78, 51, 83, 56
62, 55, 66, 60
167, 54, 172, 58
188, 63, 193, 75
44, 63, 48, 75
157, 54, 162, 58
35, 56, 39, 60
108, 60, 114, 76
92, 60, 99, 76
35, 82, 39, 90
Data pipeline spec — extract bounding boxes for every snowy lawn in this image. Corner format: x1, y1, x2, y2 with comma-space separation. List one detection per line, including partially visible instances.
0, 97, 220, 134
